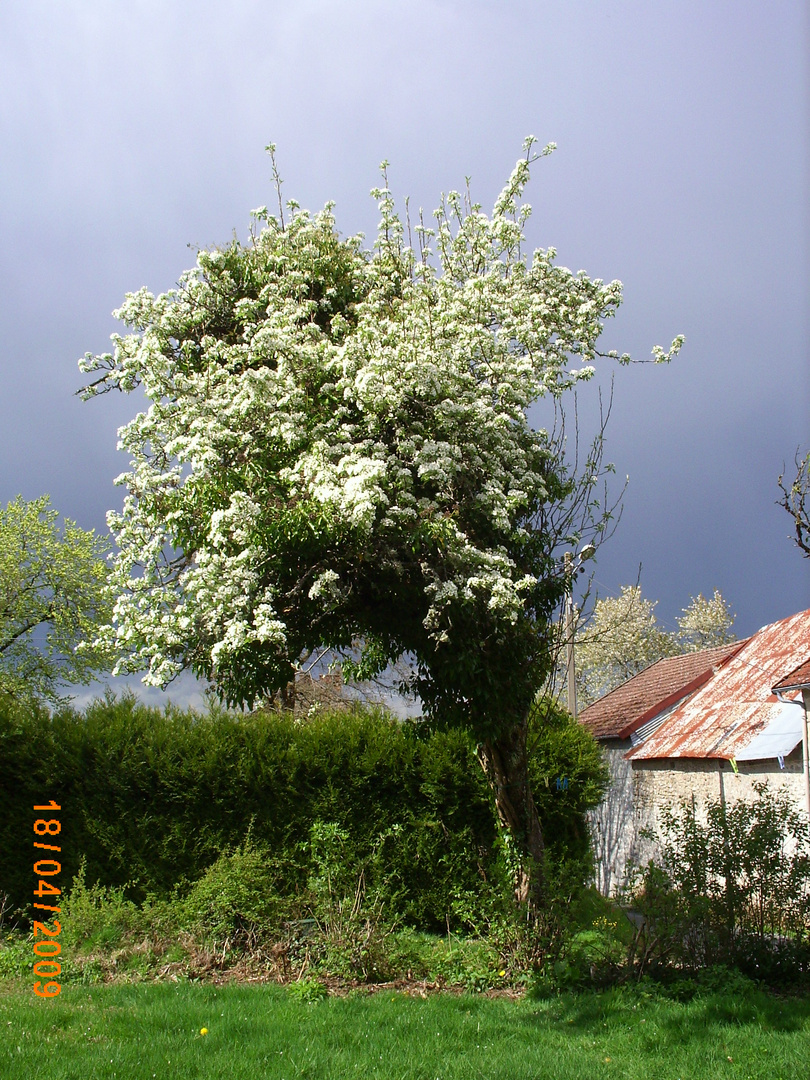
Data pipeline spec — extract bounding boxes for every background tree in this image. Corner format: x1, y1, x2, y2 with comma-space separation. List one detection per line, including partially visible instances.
778, 448, 810, 558
0, 495, 112, 706
575, 585, 678, 705
674, 588, 736, 651
575, 586, 735, 706
79, 140, 682, 905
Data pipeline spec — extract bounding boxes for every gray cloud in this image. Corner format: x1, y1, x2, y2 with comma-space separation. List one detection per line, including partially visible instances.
1, 0, 807, 706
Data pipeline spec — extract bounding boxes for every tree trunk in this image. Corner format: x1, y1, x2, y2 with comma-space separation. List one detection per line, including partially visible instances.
477, 715, 546, 907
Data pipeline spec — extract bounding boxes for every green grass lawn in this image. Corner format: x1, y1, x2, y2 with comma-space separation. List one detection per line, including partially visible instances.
1, 978, 808, 1080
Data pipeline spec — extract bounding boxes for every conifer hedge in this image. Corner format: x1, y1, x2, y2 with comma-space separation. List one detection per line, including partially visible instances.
0, 694, 606, 930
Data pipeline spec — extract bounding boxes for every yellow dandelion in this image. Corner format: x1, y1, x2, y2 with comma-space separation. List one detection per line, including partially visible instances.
200, 1028, 208, 1036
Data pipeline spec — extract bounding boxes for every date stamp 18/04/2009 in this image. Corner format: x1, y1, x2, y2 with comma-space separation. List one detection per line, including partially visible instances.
32, 801, 62, 998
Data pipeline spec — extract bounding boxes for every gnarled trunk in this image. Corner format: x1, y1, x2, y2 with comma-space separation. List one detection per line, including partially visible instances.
477, 714, 545, 907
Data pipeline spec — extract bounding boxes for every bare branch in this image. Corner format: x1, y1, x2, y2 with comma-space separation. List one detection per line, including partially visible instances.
777, 448, 810, 558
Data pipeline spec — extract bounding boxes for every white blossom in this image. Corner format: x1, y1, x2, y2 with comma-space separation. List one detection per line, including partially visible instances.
79, 145, 681, 706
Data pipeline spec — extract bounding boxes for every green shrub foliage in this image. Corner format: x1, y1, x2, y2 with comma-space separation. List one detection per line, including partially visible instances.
527, 697, 609, 864
627, 783, 810, 985
0, 693, 605, 931
182, 839, 287, 946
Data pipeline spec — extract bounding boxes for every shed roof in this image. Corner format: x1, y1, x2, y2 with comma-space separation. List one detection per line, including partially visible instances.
629, 608, 810, 761
773, 658, 810, 692
577, 640, 745, 741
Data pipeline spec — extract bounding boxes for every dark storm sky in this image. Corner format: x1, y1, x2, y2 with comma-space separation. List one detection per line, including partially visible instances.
1, 1, 807, 706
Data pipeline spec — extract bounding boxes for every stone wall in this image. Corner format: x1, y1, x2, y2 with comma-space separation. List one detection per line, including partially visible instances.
588, 738, 637, 897
634, 751, 806, 831
590, 745, 807, 896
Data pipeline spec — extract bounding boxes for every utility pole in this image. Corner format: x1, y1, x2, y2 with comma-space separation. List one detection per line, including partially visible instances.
803, 688, 810, 820
565, 551, 577, 720
562, 544, 594, 721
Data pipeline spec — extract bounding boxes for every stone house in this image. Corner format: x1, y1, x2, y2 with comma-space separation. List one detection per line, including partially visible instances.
579, 608, 810, 896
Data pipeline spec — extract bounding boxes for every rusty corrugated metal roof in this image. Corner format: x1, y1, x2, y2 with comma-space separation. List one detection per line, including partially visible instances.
629, 608, 810, 760
773, 658, 810, 692
578, 641, 745, 740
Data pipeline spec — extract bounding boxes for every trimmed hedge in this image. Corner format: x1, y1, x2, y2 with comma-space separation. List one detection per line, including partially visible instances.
0, 693, 606, 930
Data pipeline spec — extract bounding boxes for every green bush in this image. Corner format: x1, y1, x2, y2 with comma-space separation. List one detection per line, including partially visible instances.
182, 839, 287, 947
626, 783, 810, 986
528, 697, 610, 866
59, 859, 178, 955
0, 935, 31, 980
61, 876, 139, 952
286, 975, 329, 1002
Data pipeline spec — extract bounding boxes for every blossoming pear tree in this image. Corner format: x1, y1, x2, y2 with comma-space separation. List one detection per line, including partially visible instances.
80, 139, 682, 905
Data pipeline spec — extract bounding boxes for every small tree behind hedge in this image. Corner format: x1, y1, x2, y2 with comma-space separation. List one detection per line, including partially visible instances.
528, 696, 609, 866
